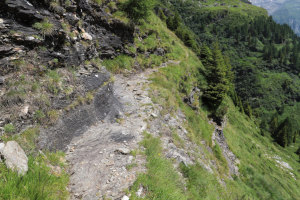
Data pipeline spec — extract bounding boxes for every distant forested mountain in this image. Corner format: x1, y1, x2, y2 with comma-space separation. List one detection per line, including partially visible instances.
250, 0, 300, 35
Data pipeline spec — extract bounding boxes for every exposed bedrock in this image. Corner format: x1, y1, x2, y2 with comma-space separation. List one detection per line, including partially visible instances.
0, 0, 134, 76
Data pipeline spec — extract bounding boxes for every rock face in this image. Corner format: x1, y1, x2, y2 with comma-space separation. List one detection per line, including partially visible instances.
1, 141, 28, 175
38, 70, 123, 151
0, 0, 134, 76
0, 0, 134, 134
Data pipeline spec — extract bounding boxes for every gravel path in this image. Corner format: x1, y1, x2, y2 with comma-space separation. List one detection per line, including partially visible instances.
66, 67, 163, 200
65, 50, 218, 199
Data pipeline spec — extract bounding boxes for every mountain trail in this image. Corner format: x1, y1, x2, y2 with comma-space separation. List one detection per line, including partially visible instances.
66, 61, 181, 199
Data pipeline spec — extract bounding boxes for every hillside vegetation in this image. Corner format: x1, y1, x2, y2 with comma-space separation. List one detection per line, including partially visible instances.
113, 1, 299, 198
126, 13, 300, 197
0, 0, 299, 199
166, 0, 300, 148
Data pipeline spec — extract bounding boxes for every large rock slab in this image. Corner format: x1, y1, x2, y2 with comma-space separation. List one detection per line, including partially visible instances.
2, 141, 28, 175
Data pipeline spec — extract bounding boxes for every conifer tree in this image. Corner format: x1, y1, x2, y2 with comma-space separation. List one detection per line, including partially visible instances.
200, 45, 214, 67
296, 146, 300, 157
202, 43, 230, 109
275, 118, 290, 147
167, 12, 180, 31
270, 113, 279, 137
158, 9, 167, 22
123, 0, 155, 21
244, 101, 252, 118
238, 97, 244, 113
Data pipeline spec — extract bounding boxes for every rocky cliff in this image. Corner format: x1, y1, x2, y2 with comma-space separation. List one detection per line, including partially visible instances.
0, 0, 134, 134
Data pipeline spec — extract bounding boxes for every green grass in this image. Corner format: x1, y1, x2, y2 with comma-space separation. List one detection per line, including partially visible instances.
180, 163, 226, 200
136, 11, 300, 199
172, 130, 184, 148
33, 19, 54, 36
133, 12, 214, 146
0, 153, 69, 200
34, 109, 46, 123
198, 0, 267, 18
102, 54, 134, 73
213, 143, 227, 164
4, 124, 16, 134
0, 127, 69, 199
1, 127, 39, 154
92, 0, 103, 5
149, 61, 213, 145
129, 133, 187, 200
46, 69, 61, 95
149, 62, 300, 199
223, 97, 300, 200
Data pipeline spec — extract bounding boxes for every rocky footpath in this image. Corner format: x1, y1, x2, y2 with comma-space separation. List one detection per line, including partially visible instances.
37, 58, 215, 199
64, 71, 150, 199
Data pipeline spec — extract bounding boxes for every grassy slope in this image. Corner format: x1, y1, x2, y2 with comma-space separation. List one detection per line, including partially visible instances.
172, 0, 300, 137
0, 128, 69, 199
1, 1, 299, 199
125, 10, 300, 200
225, 98, 300, 199
201, 0, 267, 16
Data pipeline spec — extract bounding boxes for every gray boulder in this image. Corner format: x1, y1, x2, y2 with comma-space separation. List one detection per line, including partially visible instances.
2, 141, 28, 175
0, 143, 5, 158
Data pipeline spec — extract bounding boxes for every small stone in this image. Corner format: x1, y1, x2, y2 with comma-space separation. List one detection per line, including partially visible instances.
74, 193, 83, 198
20, 105, 29, 117
0, 76, 4, 85
151, 113, 158, 118
25, 36, 35, 41
127, 156, 133, 164
102, 159, 114, 166
121, 195, 129, 200
69, 146, 75, 152
81, 32, 93, 40
141, 123, 147, 131
115, 148, 130, 155
136, 186, 144, 197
